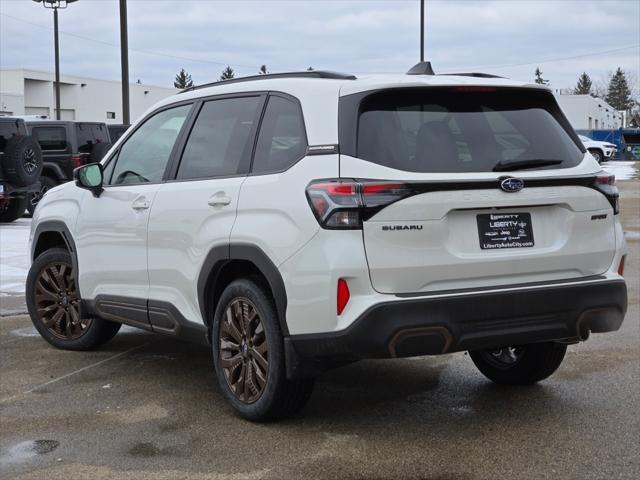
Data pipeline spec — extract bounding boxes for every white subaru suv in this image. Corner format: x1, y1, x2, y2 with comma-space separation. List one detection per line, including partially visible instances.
27, 63, 628, 421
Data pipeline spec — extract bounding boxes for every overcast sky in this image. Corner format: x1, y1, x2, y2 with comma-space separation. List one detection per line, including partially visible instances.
1, 0, 638, 92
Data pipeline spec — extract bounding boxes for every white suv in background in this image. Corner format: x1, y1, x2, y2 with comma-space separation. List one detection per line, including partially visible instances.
579, 134, 617, 163
27, 64, 628, 421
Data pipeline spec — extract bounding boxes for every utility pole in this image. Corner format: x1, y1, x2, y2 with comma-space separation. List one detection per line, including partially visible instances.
420, 0, 425, 62
119, 0, 130, 124
53, 7, 60, 119
33, 1, 78, 120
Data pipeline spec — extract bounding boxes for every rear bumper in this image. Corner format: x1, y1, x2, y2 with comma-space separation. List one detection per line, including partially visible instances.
286, 278, 627, 377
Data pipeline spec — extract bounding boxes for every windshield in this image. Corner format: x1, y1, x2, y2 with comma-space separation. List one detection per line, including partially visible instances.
349, 87, 585, 173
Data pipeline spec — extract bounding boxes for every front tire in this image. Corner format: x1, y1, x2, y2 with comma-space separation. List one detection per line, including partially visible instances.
26, 248, 121, 350
212, 278, 314, 421
588, 149, 603, 163
469, 342, 567, 385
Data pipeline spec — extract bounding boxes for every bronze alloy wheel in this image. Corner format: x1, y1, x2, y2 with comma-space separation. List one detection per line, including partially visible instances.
34, 262, 90, 339
219, 298, 268, 404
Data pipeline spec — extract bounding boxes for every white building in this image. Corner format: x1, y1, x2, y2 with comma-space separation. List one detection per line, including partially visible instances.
0, 68, 179, 123
554, 93, 622, 130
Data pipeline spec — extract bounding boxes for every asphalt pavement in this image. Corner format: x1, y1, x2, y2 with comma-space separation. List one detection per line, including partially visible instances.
0, 178, 638, 480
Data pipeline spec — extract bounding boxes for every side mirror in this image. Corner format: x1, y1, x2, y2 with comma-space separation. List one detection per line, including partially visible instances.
73, 163, 104, 197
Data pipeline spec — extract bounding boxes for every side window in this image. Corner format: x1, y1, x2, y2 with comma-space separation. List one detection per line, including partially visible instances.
176, 96, 262, 180
109, 104, 191, 185
32, 127, 68, 151
252, 96, 307, 174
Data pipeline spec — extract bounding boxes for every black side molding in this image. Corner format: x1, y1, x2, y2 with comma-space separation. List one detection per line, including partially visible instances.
197, 244, 289, 335
31, 220, 80, 296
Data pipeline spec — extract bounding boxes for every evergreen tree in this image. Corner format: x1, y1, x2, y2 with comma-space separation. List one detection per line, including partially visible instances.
573, 72, 592, 95
534, 67, 548, 85
259, 65, 268, 75
605, 68, 634, 111
220, 66, 235, 81
173, 68, 194, 89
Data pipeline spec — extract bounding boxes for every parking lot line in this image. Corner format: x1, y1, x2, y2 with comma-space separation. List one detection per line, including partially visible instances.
0, 340, 154, 404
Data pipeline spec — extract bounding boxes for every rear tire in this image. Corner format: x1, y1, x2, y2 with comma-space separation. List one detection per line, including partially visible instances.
212, 278, 314, 421
469, 342, 567, 385
26, 248, 121, 351
0, 196, 27, 223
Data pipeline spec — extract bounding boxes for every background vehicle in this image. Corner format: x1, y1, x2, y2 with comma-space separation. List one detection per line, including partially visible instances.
24, 120, 111, 214
27, 65, 628, 421
578, 134, 616, 163
107, 124, 130, 143
0, 117, 42, 222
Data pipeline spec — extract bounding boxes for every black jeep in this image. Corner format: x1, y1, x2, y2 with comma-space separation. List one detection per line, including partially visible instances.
0, 117, 43, 223
25, 120, 112, 213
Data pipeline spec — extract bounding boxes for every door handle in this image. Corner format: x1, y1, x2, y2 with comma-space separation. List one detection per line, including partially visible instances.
131, 196, 150, 211
208, 193, 232, 207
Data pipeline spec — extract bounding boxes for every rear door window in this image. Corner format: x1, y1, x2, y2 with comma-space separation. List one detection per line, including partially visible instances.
32, 127, 68, 151
252, 95, 307, 174
176, 96, 262, 180
349, 87, 584, 173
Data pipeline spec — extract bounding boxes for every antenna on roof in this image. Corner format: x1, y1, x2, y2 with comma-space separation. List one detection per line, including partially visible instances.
406, 61, 435, 76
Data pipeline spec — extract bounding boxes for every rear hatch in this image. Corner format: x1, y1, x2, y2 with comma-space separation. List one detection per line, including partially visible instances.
338, 86, 617, 294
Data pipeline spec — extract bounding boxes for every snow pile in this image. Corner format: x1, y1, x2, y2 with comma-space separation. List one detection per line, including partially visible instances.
602, 161, 638, 181
0, 218, 31, 295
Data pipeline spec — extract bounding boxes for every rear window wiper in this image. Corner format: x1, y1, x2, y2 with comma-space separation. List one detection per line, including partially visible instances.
492, 159, 563, 172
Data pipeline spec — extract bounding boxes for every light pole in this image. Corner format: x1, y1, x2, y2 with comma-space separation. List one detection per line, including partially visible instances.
33, 0, 78, 120
420, 0, 425, 62
119, 0, 130, 125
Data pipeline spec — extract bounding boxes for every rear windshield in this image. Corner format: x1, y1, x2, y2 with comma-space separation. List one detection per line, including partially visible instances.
349, 87, 584, 173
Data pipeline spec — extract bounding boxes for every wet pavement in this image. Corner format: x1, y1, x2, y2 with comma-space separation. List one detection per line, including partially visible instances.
0, 179, 638, 480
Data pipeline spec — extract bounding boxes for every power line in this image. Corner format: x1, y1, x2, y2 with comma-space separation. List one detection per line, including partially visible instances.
0, 12, 263, 70
455, 45, 640, 71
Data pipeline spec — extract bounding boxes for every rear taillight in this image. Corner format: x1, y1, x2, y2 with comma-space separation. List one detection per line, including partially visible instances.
337, 278, 350, 315
306, 179, 413, 229
71, 154, 88, 169
592, 173, 619, 214
617, 255, 626, 276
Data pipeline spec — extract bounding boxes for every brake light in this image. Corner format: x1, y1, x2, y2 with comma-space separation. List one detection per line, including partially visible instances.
306, 179, 413, 229
71, 154, 87, 169
617, 255, 626, 276
592, 172, 619, 214
596, 173, 615, 185
337, 278, 350, 315
453, 86, 497, 93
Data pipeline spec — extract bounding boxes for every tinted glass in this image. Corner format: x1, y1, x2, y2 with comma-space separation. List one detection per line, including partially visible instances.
32, 127, 68, 151
0, 121, 22, 152
354, 88, 584, 173
252, 96, 307, 174
109, 104, 191, 185
177, 96, 261, 180
75, 124, 109, 153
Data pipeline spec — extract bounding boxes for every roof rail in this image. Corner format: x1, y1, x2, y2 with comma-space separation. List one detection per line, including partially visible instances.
179, 70, 357, 93
440, 72, 504, 79
406, 61, 435, 75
